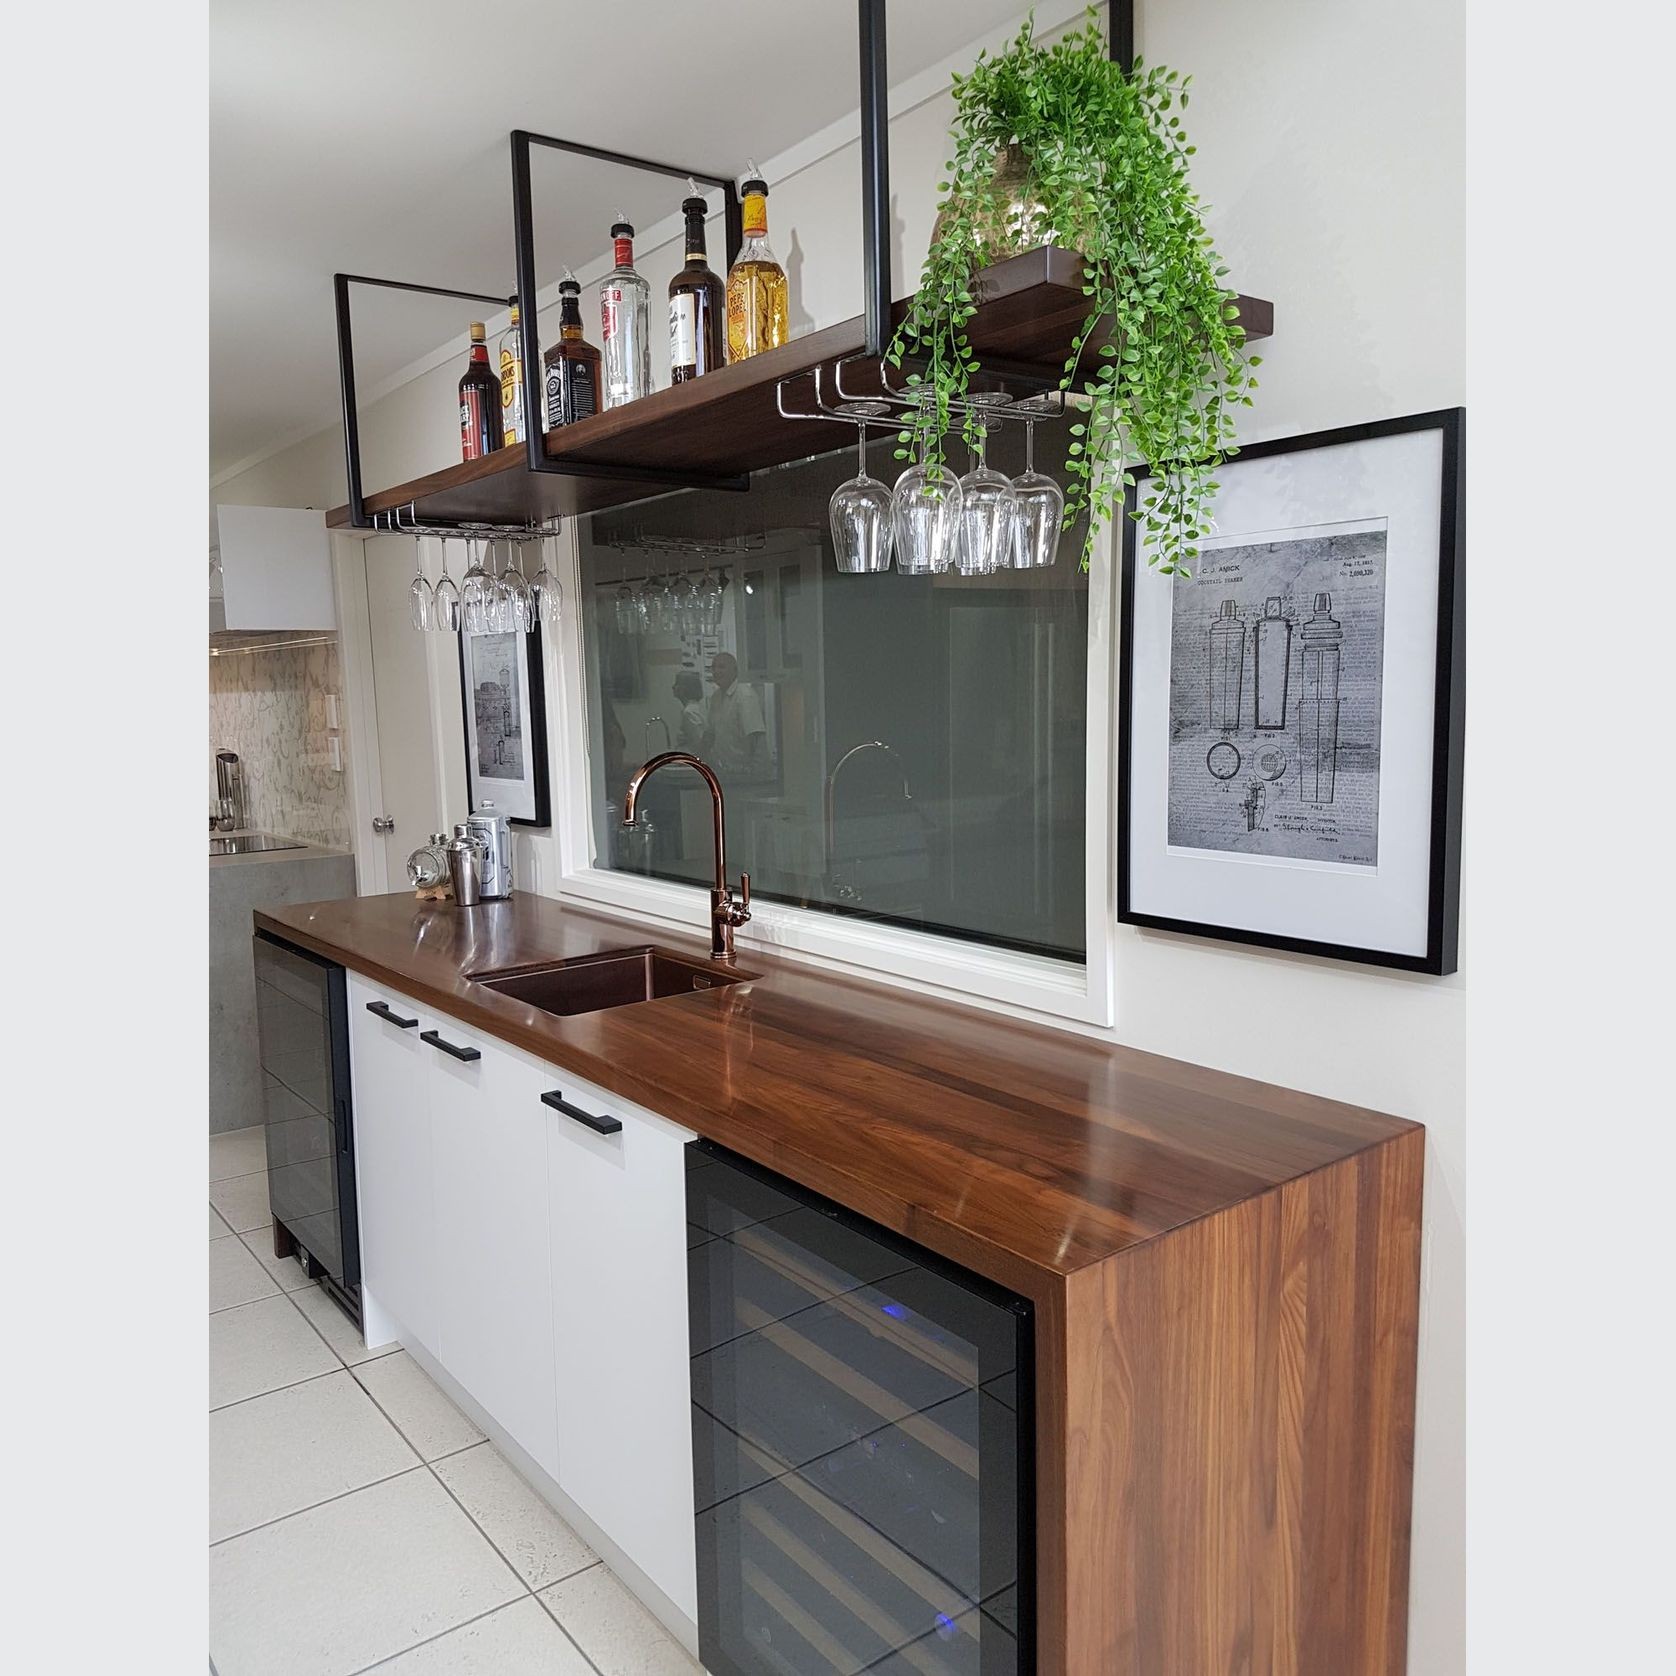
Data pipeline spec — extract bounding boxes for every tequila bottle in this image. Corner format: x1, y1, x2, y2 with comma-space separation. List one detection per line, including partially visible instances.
725, 169, 788, 362
498, 300, 526, 447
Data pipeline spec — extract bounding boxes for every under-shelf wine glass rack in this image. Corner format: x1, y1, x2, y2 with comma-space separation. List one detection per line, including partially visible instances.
324, 3, 1275, 541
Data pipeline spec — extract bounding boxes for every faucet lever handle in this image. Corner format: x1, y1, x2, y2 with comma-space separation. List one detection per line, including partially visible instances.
737, 871, 751, 915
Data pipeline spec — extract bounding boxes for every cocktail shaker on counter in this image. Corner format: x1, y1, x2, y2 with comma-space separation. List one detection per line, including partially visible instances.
445, 825, 487, 907
465, 803, 513, 899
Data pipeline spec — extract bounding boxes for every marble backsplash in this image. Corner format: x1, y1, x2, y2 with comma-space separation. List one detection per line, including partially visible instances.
209, 634, 352, 848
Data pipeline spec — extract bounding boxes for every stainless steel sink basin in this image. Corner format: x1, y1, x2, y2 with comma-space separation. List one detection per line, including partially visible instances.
210, 833, 305, 856
469, 945, 752, 1019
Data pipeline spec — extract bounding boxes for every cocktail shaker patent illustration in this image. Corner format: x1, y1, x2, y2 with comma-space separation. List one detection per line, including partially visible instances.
1207, 599, 1244, 731
1240, 780, 1266, 831
1252, 596, 1292, 730
1299, 591, 1343, 802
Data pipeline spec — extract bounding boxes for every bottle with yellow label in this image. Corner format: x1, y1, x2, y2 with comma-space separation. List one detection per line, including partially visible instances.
498, 300, 526, 447
725, 168, 788, 363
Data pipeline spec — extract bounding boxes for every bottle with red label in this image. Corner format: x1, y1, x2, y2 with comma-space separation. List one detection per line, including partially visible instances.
458, 322, 503, 461
599, 216, 652, 409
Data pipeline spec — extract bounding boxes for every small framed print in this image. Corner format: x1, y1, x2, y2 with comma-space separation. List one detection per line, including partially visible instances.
1118, 408, 1464, 974
458, 616, 551, 826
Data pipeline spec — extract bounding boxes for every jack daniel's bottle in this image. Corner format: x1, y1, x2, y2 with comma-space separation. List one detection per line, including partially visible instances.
542, 275, 602, 433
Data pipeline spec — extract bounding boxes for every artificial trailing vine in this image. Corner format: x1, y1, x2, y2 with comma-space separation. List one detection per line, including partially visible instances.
889, 8, 1258, 575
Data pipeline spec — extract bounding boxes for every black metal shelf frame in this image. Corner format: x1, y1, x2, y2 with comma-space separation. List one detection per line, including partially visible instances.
331, 1, 1134, 532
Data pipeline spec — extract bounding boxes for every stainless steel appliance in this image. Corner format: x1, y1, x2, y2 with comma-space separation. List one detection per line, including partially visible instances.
465, 803, 514, 898
687, 1141, 1033, 1676
251, 931, 361, 1323
215, 749, 246, 831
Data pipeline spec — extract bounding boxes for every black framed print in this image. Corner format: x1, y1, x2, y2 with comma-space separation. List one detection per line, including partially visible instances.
458, 616, 551, 826
1118, 408, 1463, 974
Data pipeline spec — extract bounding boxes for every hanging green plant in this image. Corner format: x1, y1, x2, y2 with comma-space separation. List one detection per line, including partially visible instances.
890, 7, 1259, 575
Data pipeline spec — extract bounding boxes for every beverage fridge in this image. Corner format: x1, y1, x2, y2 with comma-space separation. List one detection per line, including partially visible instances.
686, 1141, 1034, 1676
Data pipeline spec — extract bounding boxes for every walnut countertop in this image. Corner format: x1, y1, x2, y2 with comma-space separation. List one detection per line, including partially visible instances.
254, 890, 1417, 1297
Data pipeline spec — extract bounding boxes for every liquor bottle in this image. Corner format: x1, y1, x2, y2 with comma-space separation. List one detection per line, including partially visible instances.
1252, 596, 1292, 730
599, 217, 652, 409
668, 189, 725, 382
498, 299, 526, 448
1299, 592, 1344, 803
542, 274, 602, 432
1206, 599, 1244, 732
725, 168, 788, 363
458, 323, 502, 461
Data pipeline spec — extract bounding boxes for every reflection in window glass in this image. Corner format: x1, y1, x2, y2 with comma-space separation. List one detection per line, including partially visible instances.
578, 429, 1089, 960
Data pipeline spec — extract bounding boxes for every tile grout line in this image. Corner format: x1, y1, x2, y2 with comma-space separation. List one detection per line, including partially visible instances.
209, 1463, 431, 1550
210, 1361, 346, 1416
341, 1596, 541, 1676
532, 1580, 612, 1676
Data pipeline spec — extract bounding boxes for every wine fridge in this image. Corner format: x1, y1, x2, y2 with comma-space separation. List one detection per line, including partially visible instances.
687, 1141, 1033, 1676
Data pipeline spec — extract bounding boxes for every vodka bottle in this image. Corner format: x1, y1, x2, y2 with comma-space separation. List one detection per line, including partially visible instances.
599, 217, 653, 409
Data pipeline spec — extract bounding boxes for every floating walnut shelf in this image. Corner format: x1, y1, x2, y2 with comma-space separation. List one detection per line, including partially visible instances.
326, 246, 1273, 532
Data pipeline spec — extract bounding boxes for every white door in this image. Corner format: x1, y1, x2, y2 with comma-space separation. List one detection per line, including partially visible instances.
429, 1021, 560, 1479
549, 1078, 697, 1617
347, 977, 438, 1355
362, 534, 464, 880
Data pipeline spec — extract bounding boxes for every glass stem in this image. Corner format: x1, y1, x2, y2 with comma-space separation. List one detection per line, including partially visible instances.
1024, 421, 1035, 476
857, 422, 867, 478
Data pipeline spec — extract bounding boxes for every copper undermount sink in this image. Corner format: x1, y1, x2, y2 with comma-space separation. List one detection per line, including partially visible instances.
468, 944, 753, 1020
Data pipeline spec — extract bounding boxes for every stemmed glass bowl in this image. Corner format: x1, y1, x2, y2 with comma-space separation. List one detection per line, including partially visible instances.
1010, 397, 1065, 569
954, 415, 1020, 577
828, 401, 895, 574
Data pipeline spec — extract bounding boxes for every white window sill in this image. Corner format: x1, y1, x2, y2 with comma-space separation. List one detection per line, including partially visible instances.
555, 865, 1114, 1030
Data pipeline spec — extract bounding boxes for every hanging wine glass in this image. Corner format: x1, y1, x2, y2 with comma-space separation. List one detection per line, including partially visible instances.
955, 418, 1020, 577
641, 570, 671, 635
407, 533, 432, 631
1010, 397, 1065, 568
531, 518, 563, 626
829, 401, 894, 573
669, 571, 698, 637
503, 539, 536, 633
892, 399, 963, 575
460, 537, 492, 633
698, 564, 726, 635
432, 535, 461, 632
613, 580, 642, 635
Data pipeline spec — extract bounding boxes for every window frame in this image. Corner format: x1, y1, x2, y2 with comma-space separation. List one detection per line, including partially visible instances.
544, 512, 1117, 1030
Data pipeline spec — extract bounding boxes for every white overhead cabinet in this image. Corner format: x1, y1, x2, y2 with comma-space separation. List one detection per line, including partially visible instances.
215, 503, 336, 629
347, 976, 697, 1625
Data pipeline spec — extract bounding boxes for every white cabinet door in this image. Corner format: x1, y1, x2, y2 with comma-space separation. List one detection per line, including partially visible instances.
348, 977, 438, 1355
548, 1076, 697, 1618
429, 1018, 560, 1481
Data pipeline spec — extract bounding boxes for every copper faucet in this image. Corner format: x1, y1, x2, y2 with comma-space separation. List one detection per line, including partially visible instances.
622, 752, 751, 962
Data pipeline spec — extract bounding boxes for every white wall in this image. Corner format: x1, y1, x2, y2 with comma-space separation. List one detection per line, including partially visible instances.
209, 3, 1463, 1667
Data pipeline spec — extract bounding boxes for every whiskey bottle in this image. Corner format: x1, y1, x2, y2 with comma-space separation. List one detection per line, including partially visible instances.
498, 299, 526, 447
669, 189, 725, 382
725, 169, 788, 363
542, 274, 602, 433
599, 217, 652, 408
458, 322, 503, 461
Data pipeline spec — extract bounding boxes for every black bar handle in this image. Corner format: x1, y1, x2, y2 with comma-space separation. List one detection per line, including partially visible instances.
421, 1029, 481, 1062
541, 1091, 622, 1135
366, 1000, 418, 1029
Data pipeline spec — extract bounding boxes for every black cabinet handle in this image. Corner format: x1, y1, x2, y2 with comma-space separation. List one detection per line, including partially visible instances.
366, 1000, 418, 1029
421, 1029, 480, 1062
541, 1091, 622, 1135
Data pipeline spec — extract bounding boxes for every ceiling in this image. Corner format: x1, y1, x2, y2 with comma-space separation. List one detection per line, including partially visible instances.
208, 0, 1027, 480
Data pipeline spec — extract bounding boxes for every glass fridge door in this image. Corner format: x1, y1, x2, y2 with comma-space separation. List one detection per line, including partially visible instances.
687, 1141, 1032, 1676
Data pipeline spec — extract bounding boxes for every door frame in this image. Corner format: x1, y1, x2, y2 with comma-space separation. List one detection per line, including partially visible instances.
332, 534, 389, 893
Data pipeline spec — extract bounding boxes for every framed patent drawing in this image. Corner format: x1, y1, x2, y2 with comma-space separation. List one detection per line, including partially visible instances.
457, 616, 551, 826
1118, 408, 1463, 974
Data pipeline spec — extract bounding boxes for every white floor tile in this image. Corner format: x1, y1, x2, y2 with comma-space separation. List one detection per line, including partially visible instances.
210, 1126, 268, 1183
288, 1281, 396, 1366
354, 1352, 484, 1461
434, 1443, 597, 1590
210, 1294, 339, 1411
210, 1369, 417, 1542
539, 1564, 704, 1676
211, 1235, 282, 1314
239, 1227, 313, 1294
362, 1596, 593, 1675
211, 1204, 233, 1240
209, 1170, 272, 1235
209, 1468, 522, 1676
